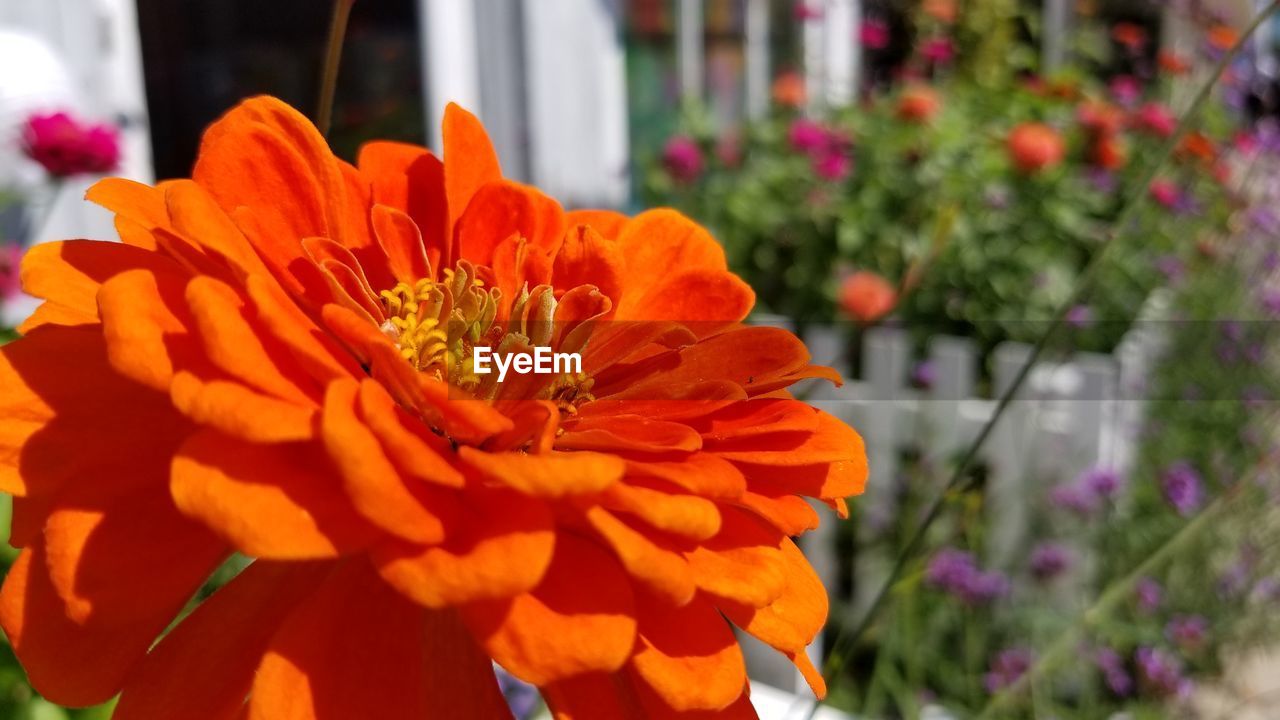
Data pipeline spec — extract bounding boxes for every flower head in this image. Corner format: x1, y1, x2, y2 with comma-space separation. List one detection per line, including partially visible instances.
925, 548, 1009, 605
1149, 179, 1182, 210
1165, 615, 1208, 652
1109, 76, 1142, 107
838, 271, 896, 324
919, 37, 955, 64
0, 98, 866, 715
1096, 647, 1133, 696
1136, 577, 1163, 613
1008, 123, 1065, 174
984, 648, 1033, 693
1136, 647, 1193, 699
898, 85, 942, 123
1162, 461, 1204, 516
662, 135, 704, 183
21, 111, 121, 177
772, 71, 807, 108
1111, 22, 1147, 51
859, 18, 890, 50
813, 151, 853, 182
1133, 102, 1177, 138
1029, 542, 1073, 581
1158, 51, 1191, 75
922, 0, 957, 24
788, 119, 830, 153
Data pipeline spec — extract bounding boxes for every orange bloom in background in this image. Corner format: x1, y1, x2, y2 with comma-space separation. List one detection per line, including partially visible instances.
922, 0, 957, 24
1178, 131, 1218, 165
1007, 123, 1066, 174
1207, 24, 1239, 52
838, 271, 897, 324
0, 98, 867, 717
1158, 50, 1191, 75
1077, 101, 1125, 136
1091, 135, 1129, 170
1111, 22, 1147, 51
772, 71, 807, 109
898, 85, 943, 123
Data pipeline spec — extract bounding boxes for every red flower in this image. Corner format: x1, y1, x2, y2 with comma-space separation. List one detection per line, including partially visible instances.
1090, 135, 1128, 170
1207, 25, 1238, 52
1158, 51, 1191, 75
1007, 123, 1065, 174
1111, 22, 1147, 51
859, 19, 890, 50
1132, 102, 1177, 138
21, 112, 121, 178
898, 85, 942, 123
1077, 101, 1125, 136
839, 272, 896, 323
1149, 179, 1180, 209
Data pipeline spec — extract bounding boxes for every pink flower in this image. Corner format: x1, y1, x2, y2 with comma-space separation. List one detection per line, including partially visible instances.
794, 3, 823, 21
813, 151, 852, 181
661, 135, 703, 183
788, 119, 830, 153
22, 111, 121, 177
1149, 179, 1181, 210
860, 18, 890, 50
0, 244, 22, 302
920, 37, 955, 64
1109, 75, 1142, 107
1133, 103, 1177, 138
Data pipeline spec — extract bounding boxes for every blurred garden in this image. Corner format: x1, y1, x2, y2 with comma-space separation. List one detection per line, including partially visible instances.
2, 0, 1280, 719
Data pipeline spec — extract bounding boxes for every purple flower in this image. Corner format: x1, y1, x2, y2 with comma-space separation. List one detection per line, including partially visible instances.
1165, 615, 1208, 651
1096, 647, 1133, 696
925, 548, 1009, 605
1085, 168, 1118, 194
1155, 255, 1186, 283
1259, 289, 1280, 317
911, 360, 936, 389
1136, 577, 1163, 613
985, 648, 1034, 693
1082, 467, 1122, 500
1109, 75, 1142, 107
661, 136, 703, 183
1136, 647, 1193, 699
1162, 461, 1203, 517
1049, 482, 1099, 516
1066, 304, 1095, 328
1029, 542, 1073, 581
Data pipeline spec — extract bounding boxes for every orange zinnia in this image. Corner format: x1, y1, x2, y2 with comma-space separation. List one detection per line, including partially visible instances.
0, 97, 866, 717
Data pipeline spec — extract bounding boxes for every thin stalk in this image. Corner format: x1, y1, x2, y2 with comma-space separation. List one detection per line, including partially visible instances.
316, 0, 355, 137
813, 3, 1280, 710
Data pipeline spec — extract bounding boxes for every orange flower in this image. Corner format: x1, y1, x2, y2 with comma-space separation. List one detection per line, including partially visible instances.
0, 98, 866, 716
772, 71, 807, 109
1007, 123, 1066, 174
1207, 24, 1238, 52
1090, 135, 1128, 170
898, 85, 943, 123
1158, 50, 1191, 75
1177, 131, 1217, 165
839, 271, 897, 323
922, 0, 957, 23
1111, 22, 1147, 51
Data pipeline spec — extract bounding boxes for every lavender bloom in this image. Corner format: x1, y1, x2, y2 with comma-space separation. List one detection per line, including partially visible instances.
496, 665, 541, 719
925, 548, 1010, 605
1136, 577, 1163, 614
1162, 461, 1204, 517
985, 648, 1034, 693
1082, 467, 1122, 500
1029, 542, 1073, 581
911, 360, 936, 389
1259, 289, 1280, 317
1165, 615, 1209, 651
1136, 647, 1193, 699
1066, 304, 1095, 329
1096, 647, 1133, 696
1049, 482, 1100, 516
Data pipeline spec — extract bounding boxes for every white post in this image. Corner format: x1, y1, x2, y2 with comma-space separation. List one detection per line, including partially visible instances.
1042, 0, 1071, 73
745, 0, 770, 118
677, 0, 704, 105
824, 0, 857, 107
419, 0, 481, 152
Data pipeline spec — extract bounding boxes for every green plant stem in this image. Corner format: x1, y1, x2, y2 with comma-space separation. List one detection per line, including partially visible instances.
316, 0, 355, 137
812, 3, 1280, 712
976, 484, 1241, 718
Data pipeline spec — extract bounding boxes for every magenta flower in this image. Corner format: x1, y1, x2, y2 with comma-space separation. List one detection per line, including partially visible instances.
22, 111, 121, 177
788, 119, 829, 153
1136, 577, 1163, 613
661, 135, 704, 183
1136, 647, 1193, 699
1165, 615, 1208, 652
813, 151, 852, 181
920, 37, 955, 64
1096, 647, 1133, 696
1149, 179, 1181, 210
1029, 542, 1073, 581
1109, 75, 1142, 107
859, 18, 890, 50
1161, 461, 1203, 517
1134, 102, 1177, 138
985, 648, 1034, 693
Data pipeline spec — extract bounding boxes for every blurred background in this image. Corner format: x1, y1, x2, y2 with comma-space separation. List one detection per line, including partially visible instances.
4, 1, 1280, 718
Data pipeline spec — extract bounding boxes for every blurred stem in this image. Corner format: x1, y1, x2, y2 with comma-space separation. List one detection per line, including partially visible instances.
316, 0, 355, 137
813, 3, 1280, 712
977, 484, 1240, 717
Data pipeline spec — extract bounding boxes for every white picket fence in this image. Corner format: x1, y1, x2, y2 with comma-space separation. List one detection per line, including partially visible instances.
742, 293, 1171, 711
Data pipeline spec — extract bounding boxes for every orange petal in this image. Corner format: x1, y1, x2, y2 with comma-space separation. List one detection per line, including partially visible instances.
553, 225, 624, 312
356, 379, 465, 488
321, 378, 454, 544
557, 414, 702, 454
17, 240, 187, 333
458, 447, 623, 497
372, 204, 433, 284
601, 480, 721, 541
624, 454, 747, 501
0, 545, 181, 707
43, 482, 226, 625
0, 326, 186, 497
719, 537, 828, 655
249, 558, 512, 720
459, 533, 636, 685
454, 179, 566, 268
684, 507, 786, 607
630, 593, 746, 711
169, 372, 317, 443
372, 487, 554, 608
615, 268, 754, 329
357, 141, 449, 271
564, 209, 629, 239
542, 673, 644, 720
97, 267, 202, 391
84, 177, 171, 231
244, 274, 363, 383
443, 103, 502, 241
694, 400, 820, 441
184, 276, 318, 404
164, 179, 269, 279
114, 561, 332, 720
738, 492, 821, 535
709, 409, 867, 467
584, 506, 696, 606
740, 458, 867, 501
171, 430, 380, 559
